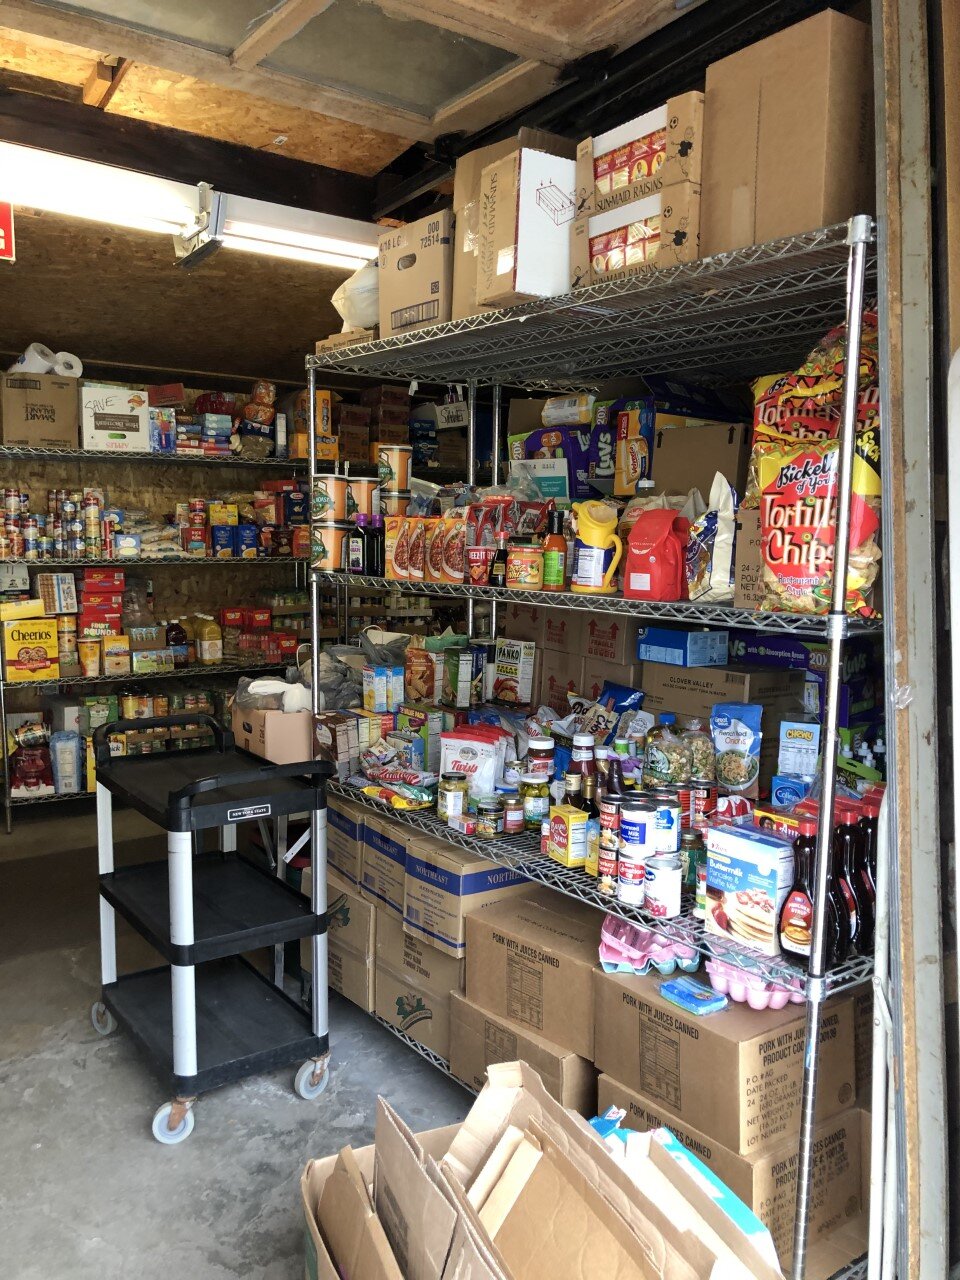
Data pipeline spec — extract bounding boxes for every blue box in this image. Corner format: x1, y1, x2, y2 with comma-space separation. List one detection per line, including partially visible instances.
635, 626, 729, 667
727, 630, 882, 721
283, 491, 309, 525
705, 824, 795, 956
236, 524, 260, 558
770, 774, 814, 807
210, 525, 236, 558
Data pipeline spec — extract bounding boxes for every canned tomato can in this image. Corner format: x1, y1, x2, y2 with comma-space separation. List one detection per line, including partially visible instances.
644, 852, 682, 918
690, 780, 718, 830
599, 794, 621, 852
650, 788, 682, 852
617, 846, 646, 905
619, 800, 655, 850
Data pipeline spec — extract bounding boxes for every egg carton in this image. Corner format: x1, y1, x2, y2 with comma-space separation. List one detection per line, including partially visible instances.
704, 958, 805, 1010
600, 914, 700, 978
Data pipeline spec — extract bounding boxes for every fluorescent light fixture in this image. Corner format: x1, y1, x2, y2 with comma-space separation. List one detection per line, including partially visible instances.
0, 142, 197, 235
222, 234, 372, 270
220, 194, 379, 270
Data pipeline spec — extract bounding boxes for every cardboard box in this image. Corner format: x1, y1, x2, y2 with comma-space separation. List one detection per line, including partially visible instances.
580, 656, 641, 703
34, 573, 78, 615
539, 648, 584, 712
500, 602, 546, 645
540, 609, 584, 654
700, 10, 874, 255
477, 148, 578, 306
375, 912, 464, 1060
378, 210, 454, 339
640, 662, 807, 721
451, 210, 483, 322
2, 618, 59, 681
0, 372, 79, 448
449, 992, 596, 1111
326, 793, 367, 884
650, 418, 751, 500
704, 824, 796, 957
635, 625, 729, 667
734, 507, 765, 609
465, 888, 599, 1059
582, 614, 639, 665
231, 704, 312, 765
316, 1144, 401, 1280
301, 869, 376, 1013
570, 182, 701, 287
597, 1076, 864, 1265
80, 383, 151, 452
593, 969, 856, 1153
727, 630, 883, 723
361, 813, 410, 917
313, 711, 359, 780
575, 92, 704, 214
0, 598, 44, 622
403, 835, 529, 957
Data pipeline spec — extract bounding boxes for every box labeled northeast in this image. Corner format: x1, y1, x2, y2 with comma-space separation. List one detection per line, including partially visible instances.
361, 813, 409, 917
449, 991, 596, 1113
465, 887, 599, 1059
325, 792, 367, 885
403, 834, 529, 957
593, 969, 856, 1153
375, 912, 464, 1060
597, 1074, 864, 1266
301, 869, 375, 1013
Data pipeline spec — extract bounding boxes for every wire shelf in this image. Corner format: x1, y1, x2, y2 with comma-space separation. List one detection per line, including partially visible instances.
328, 783, 872, 997
0, 444, 307, 469
307, 222, 875, 389
9, 790, 94, 807
6, 657, 290, 689
3, 556, 299, 569
312, 572, 882, 637
828, 1260, 867, 1280
371, 1015, 474, 1089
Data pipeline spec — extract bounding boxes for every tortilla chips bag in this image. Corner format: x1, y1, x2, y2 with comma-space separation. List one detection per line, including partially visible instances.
758, 425, 881, 616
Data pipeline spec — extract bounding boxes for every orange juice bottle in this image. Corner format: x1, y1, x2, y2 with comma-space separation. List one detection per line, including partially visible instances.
195, 613, 223, 665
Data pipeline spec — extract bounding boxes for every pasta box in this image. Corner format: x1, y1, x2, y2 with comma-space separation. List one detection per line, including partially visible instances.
491, 637, 537, 704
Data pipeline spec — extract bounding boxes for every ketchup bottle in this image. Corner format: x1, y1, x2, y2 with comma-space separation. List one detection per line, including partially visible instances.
778, 818, 846, 968
834, 808, 870, 955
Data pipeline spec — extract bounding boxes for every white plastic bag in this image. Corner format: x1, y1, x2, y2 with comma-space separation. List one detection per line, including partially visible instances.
686, 472, 736, 602
331, 261, 379, 331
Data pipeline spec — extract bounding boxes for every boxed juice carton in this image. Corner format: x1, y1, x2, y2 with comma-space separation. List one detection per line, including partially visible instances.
362, 664, 404, 714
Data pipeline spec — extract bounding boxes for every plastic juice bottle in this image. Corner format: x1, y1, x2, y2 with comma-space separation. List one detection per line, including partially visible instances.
836, 808, 873, 954
347, 514, 369, 574
858, 803, 880, 893
179, 615, 197, 666
165, 618, 188, 669
542, 509, 567, 591
369, 513, 385, 576
195, 613, 223, 665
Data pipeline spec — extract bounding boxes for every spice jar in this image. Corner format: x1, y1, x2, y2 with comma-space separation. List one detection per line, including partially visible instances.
505, 538, 544, 590
476, 795, 505, 838
519, 773, 550, 831
437, 772, 469, 820
527, 736, 556, 778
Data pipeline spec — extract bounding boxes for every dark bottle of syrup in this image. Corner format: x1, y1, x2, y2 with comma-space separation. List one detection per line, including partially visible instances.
778, 818, 846, 968
857, 803, 879, 898
836, 807, 873, 954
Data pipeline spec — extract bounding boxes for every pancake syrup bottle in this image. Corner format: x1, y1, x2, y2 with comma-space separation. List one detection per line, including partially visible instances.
778, 818, 846, 968
836, 807, 874, 954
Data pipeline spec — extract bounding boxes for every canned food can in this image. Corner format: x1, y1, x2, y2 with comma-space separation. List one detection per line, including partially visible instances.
61, 501, 76, 521
597, 845, 618, 896
0, 535, 10, 560
694, 860, 708, 919
644, 853, 682, 918
617, 847, 646, 905
153, 695, 169, 716
689, 781, 718, 830
9, 532, 23, 558
19, 492, 28, 514
4, 488, 19, 515
650, 790, 682, 852
598, 794, 621, 852
38, 536, 53, 558
619, 801, 655, 851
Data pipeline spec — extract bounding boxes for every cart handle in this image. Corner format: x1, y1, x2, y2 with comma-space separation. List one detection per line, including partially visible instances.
92, 713, 232, 766
168, 759, 336, 812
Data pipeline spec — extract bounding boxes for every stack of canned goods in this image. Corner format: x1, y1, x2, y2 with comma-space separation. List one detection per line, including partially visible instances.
0, 488, 125, 561
609, 787, 688, 918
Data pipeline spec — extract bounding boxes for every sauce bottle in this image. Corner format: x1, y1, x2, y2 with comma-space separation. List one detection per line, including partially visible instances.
569, 732, 597, 785
488, 533, 508, 588
606, 754, 626, 797
563, 772, 585, 809
858, 803, 879, 895
541, 508, 567, 591
778, 818, 846, 967
836, 807, 873, 954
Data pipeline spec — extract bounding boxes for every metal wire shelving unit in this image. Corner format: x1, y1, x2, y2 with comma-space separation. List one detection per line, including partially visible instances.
8, 657, 290, 689
0, 444, 307, 470
307, 216, 881, 1280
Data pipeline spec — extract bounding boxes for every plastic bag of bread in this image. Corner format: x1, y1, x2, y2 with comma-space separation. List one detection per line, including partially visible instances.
758, 431, 881, 616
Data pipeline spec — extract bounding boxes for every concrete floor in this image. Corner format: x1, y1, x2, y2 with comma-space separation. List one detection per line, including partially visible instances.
0, 811, 471, 1280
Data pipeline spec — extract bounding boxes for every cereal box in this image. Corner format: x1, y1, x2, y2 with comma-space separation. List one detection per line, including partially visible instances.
3, 618, 59, 681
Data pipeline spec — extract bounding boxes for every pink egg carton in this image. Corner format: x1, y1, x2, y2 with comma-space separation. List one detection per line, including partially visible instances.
704, 958, 805, 1009
600, 914, 700, 977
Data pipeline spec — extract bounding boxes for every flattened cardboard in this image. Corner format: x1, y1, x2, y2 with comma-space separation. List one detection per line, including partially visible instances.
449, 992, 596, 1113
593, 969, 856, 1153
465, 888, 599, 1058
317, 1145, 402, 1280
598, 1075, 864, 1264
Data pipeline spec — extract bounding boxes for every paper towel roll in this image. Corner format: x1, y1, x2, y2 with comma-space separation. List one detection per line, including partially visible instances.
53, 352, 83, 378
7, 342, 56, 374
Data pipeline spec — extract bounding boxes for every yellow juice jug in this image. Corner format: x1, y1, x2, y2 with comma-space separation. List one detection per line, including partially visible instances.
571, 501, 623, 595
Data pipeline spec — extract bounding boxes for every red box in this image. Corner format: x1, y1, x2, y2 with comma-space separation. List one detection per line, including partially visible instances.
292, 525, 310, 559
260, 479, 300, 493
221, 607, 244, 627
245, 608, 272, 630
79, 593, 124, 609
82, 570, 125, 589
146, 382, 186, 407
278, 634, 299, 656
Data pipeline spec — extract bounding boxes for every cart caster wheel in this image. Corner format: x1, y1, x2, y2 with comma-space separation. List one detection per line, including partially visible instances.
295, 1060, 330, 1101
90, 1001, 116, 1036
151, 1101, 195, 1145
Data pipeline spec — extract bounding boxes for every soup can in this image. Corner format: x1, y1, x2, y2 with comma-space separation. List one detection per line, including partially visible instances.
617, 846, 646, 906
619, 800, 656, 851
598, 794, 621, 852
689, 780, 718, 830
644, 852, 682, 919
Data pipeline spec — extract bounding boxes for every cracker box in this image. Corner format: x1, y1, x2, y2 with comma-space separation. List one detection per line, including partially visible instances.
3, 618, 59, 681
491, 637, 536, 705
705, 825, 795, 957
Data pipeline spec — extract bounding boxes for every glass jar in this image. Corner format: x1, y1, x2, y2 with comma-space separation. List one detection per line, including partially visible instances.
527, 736, 555, 778
502, 790, 524, 834
437, 772, 469, 820
519, 773, 550, 831
476, 795, 505, 838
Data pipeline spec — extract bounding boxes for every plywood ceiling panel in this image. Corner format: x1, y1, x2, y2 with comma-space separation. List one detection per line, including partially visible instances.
0, 209, 345, 383
106, 64, 408, 173
0, 28, 94, 85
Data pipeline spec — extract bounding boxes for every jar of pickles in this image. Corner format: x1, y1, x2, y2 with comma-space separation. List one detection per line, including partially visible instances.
437, 772, 468, 820
502, 789, 524, 834
476, 795, 505, 838
519, 773, 550, 831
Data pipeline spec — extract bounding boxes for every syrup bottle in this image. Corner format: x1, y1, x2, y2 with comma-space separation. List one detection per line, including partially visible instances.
778, 818, 846, 968
858, 803, 880, 896
606, 754, 626, 797
836, 807, 873, 954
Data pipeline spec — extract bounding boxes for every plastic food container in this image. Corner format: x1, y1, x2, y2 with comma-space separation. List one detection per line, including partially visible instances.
374, 443, 412, 490
311, 474, 351, 520
704, 958, 805, 1009
347, 476, 379, 518
310, 519, 352, 571
380, 490, 412, 518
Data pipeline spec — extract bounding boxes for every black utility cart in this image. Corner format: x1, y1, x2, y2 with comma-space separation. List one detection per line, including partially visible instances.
90, 714, 333, 1144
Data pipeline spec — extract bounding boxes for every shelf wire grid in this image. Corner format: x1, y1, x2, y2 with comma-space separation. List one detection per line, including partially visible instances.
2, 556, 295, 569
371, 1015, 474, 1088
7, 657, 291, 689
0, 444, 306, 469
312, 571, 882, 637
307, 223, 875, 389
328, 783, 873, 997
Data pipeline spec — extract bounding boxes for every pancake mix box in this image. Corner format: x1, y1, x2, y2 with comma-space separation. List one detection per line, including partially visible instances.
704, 825, 794, 956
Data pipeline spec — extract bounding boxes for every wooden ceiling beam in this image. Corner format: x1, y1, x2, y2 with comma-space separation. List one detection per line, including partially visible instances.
433, 60, 560, 134
0, 86, 376, 219
371, 0, 574, 66
0, 0, 435, 140
231, 0, 336, 71
81, 56, 131, 110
